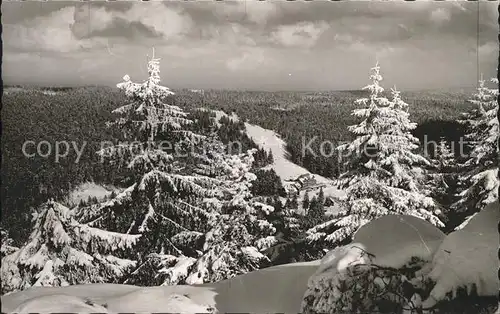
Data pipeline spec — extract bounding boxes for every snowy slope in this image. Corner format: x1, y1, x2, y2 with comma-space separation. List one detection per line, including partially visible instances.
1, 262, 319, 313
213, 110, 346, 203
244, 122, 329, 183
3, 206, 497, 313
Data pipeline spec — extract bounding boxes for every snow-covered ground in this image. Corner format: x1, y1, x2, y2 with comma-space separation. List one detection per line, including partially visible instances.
1, 261, 320, 313
65, 182, 120, 207
2, 204, 497, 313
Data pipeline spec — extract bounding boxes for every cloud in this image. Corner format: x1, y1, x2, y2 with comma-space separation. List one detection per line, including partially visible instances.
226, 49, 267, 72
270, 21, 329, 48
71, 3, 192, 41
119, 3, 193, 40
196, 23, 257, 47
5, 3, 194, 54
479, 41, 499, 60
71, 5, 114, 39
4, 7, 109, 53
242, 1, 280, 24
3, 1, 495, 91
430, 8, 451, 25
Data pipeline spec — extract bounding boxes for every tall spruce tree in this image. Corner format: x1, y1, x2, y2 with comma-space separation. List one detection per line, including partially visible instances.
307, 63, 443, 246
452, 77, 499, 224
93, 51, 219, 257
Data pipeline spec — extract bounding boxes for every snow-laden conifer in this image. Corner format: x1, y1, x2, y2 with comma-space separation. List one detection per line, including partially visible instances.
123, 149, 277, 286
93, 52, 220, 257
307, 63, 442, 246
1, 201, 139, 294
180, 149, 276, 283
427, 138, 458, 225
452, 77, 499, 219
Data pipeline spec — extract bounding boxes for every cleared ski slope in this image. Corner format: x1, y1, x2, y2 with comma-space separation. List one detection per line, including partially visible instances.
213, 110, 346, 201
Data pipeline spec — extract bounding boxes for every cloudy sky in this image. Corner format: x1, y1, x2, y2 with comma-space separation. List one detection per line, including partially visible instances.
2, 1, 498, 91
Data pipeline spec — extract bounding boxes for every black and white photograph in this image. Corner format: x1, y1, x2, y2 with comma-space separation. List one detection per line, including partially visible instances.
1, 1, 499, 313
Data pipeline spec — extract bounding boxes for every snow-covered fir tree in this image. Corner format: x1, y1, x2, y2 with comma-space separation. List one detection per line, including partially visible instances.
452, 76, 499, 223
81, 57, 280, 284
91, 51, 220, 258
431, 138, 456, 170
183, 149, 278, 283
1, 227, 18, 260
428, 138, 458, 225
122, 149, 278, 285
1, 201, 139, 294
307, 63, 443, 246
304, 188, 326, 229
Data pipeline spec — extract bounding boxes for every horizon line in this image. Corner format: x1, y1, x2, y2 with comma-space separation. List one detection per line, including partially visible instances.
3, 83, 479, 94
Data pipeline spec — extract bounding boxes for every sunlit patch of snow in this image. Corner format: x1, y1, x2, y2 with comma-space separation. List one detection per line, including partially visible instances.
66, 182, 119, 207
40, 91, 58, 96
353, 214, 446, 269
12, 294, 109, 313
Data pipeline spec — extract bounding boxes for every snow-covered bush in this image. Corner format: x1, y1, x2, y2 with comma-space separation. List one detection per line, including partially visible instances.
301, 253, 431, 314
416, 201, 499, 309
301, 202, 499, 314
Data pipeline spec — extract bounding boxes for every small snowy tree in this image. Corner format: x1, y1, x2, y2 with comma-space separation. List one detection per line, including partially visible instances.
307, 63, 443, 247
452, 77, 499, 222
428, 138, 458, 224
1, 227, 18, 260
1, 201, 139, 294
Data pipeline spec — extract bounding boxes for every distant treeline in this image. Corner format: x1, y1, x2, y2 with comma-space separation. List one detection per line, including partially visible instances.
1, 86, 473, 242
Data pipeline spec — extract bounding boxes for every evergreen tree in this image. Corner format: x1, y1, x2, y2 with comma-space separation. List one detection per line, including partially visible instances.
318, 187, 325, 205
267, 149, 274, 164
250, 169, 286, 197
304, 190, 326, 230
288, 194, 299, 210
94, 51, 219, 257
303, 192, 310, 212
78, 198, 87, 208
1, 201, 138, 294
452, 76, 499, 224
433, 138, 456, 170
307, 63, 443, 246
428, 138, 458, 225
0, 227, 18, 260
123, 149, 277, 285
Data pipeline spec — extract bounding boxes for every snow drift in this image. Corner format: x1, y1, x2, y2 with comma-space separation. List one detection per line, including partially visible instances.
1, 261, 319, 313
